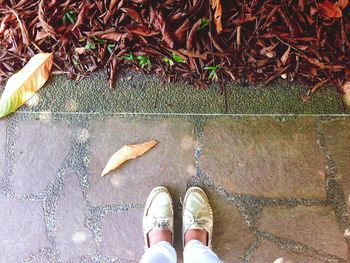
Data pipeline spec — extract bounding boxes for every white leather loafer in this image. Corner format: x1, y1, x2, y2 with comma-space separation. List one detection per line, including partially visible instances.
143, 186, 174, 248
182, 186, 213, 248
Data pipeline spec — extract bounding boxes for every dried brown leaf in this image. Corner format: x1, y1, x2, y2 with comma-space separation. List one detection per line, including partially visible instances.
338, 0, 348, 10
211, 0, 223, 33
99, 32, 126, 42
174, 20, 190, 43
104, 0, 120, 23
101, 140, 158, 177
310, 79, 329, 93
179, 49, 208, 60
108, 58, 118, 89
127, 25, 159, 37
303, 56, 326, 69
319, 0, 342, 18
121, 8, 144, 24
300, 92, 311, 102
186, 19, 202, 50
8, 7, 30, 46
38, 0, 56, 36
72, 2, 89, 31
162, 26, 175, 48
281, 46, 290, 65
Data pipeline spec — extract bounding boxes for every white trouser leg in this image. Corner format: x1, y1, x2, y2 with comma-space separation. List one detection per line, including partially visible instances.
140, 241, 177, 263
183, 240, 223, 263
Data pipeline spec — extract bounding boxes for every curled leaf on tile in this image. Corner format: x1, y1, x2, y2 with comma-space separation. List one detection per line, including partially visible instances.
101, 140, 158, 177
0, 53, 54, 118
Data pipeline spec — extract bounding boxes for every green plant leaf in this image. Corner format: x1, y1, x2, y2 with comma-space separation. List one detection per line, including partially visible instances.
63, 10, 77, 25
107, 43, 116, 54
204, 65, 220, 80
171, 53, 185, 63
122, 52, 134, 61
163, 57, 174, 66
84, 41, 96, 50
72, 58, 80, 65
204, 66, 219, 70
198, 18, 209, 30
208, 70, 216, 79
137, 55, 151, 69
93, 37, 107, 44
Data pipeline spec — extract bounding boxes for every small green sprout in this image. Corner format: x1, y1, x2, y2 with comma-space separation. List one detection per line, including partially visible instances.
137, 55, 151, 69
93, 37, 107, 44
204, 65, 221, 80
171, 53, 185, 63
163, 57, 174, 66
107, 43, 116, 54
198, 18, 209, 31
84, 41, 96, 50
122, 52, 134, 61
72, 57, 79, 65
63, 10, 77, 24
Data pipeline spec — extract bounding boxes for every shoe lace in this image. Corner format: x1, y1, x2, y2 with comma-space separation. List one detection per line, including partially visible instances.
180, 198, 208, 228
152, 216, 170, 230
187, 215, 208, 227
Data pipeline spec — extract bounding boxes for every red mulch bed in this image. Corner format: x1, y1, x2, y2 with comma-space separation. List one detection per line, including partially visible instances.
0, 0, 349, 96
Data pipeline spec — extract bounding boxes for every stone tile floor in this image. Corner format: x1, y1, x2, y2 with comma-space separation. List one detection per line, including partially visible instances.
0, 113, 349, 263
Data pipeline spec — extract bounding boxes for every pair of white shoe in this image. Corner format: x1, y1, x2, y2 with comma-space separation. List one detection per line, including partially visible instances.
143, 186, 213, 249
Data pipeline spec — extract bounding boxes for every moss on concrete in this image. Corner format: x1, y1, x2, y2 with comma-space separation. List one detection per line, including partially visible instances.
1, 71, 345, 114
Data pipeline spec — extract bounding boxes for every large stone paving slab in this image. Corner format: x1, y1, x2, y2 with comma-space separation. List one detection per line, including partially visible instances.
257, 206, 348, 260
56, 171, 95, 260
204, 188, 254, 262
0, 119, 5, 183
13, 119, 81, 195
250, 240, 324, 263
87, 118, 196, 205
102, 209, 144, 261
200, 117, 327, 199
322, 119, 350, 212
0, 195, 47, 262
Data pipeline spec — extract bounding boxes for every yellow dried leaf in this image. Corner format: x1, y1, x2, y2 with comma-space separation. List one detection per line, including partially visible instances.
101, 140, 158, 177
0, 53, 54, 118
211, 0, 222, 34
75, 47, 86, 54
341, 81, 350, 111
281, 46, 291, 65
338, 0, 349, 9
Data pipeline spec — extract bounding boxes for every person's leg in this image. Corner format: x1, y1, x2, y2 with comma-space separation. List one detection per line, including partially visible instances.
140, 186, 177, 263
183, 239, 222, 263
182, 187, 223, 263
140, 241, 176, 263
